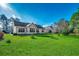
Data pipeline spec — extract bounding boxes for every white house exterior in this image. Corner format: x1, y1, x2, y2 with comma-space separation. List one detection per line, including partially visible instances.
13, 21, 44, 34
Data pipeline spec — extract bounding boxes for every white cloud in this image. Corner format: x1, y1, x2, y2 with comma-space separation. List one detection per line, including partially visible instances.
12, 14, 16, 18
0, 3, 21, 19
0, 3, 9, 9
0, 3, 37, 23
43, 24, 49, 27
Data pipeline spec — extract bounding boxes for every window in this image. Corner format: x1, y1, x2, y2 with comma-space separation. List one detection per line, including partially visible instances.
36, 29, 39, 32
30, 28, 35, 32
42, 30, 44, 32
18, 28, 25, 32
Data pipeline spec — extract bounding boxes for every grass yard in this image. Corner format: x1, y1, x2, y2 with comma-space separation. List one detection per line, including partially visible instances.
0, 34, 79, 56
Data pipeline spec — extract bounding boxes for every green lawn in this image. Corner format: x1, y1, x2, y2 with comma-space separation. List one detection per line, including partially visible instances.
0, 34, 79, 56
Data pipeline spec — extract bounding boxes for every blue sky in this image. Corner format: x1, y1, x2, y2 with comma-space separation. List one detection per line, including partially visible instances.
0, 3, 79, 26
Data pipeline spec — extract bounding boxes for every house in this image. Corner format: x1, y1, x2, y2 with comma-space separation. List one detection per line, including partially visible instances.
0, 14, 44, 34
57, 19, 69, 33
13, 21, 44, 34
7, 17, 20, 33
44, 26, 54, 33
44, 23, 60, 33
44, 19, 69, 34
52, 23, 59, 33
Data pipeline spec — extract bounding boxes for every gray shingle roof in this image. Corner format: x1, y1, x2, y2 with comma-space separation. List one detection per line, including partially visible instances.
35, 24, 43, 28
14, 21, 29, 27
14, 21, 43, 28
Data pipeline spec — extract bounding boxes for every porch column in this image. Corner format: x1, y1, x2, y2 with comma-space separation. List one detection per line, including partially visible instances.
25, 28, 26, 34
27, 28, 30, 34
35, 28, 37, 33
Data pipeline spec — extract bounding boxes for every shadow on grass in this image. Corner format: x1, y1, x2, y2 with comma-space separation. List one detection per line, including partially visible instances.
31, 35, 36, 39
49, 36, 59, 40
6, 40, 11, 44
13, 33, 60, 40
36, 34, 59, 40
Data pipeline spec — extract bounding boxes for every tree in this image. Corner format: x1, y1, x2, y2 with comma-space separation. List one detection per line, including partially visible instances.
73, 27, 79, 34
57, 18, 69, 34
0, 14, 8, 33
70, 8, 79, 33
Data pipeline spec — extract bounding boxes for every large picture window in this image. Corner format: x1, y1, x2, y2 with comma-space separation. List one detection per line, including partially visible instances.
30, 28, 35, 32
18, 28, 25, 32
36, 29, 39, 33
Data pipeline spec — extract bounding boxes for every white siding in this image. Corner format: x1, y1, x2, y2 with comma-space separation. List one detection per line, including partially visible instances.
13, 23, 44, 34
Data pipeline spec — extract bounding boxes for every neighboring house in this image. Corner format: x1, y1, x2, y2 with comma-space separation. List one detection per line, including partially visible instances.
52, 23, 59, 33
44, 19, 69, 34
44, 23, 59, 33
44, 26, 54, 33
57, 19, 69, 33
13, 21, 44, 34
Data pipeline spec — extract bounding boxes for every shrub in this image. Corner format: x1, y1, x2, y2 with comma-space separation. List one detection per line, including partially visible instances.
0, 32, 4, 40
13, 33, 17, 35
31, 35, 36, 39
63, 32, 70, 35
6, 40, 11, 43
69, 27, 74, 33
50, 36, 58, 40
58, 33, 63, 36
